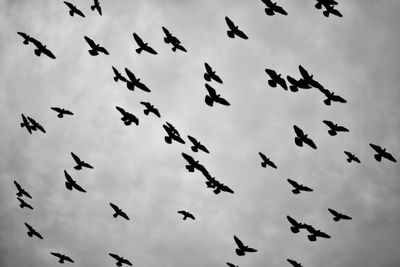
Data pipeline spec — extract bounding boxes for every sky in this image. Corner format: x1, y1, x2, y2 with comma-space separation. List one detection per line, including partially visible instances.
1, 0, 400, 266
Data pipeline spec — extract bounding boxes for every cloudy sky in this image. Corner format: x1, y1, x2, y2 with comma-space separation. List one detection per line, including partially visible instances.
1, 0, 400, 266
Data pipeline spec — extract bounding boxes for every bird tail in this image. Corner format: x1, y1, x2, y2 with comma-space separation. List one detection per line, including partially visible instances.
164, 136, 172, 144
374, 154, 382, 162
292, 189, 300, 194
307, 235, 317, 242
268, 80, 277, 88
235, 249, 245, 256
69, 10, 74, 16
164, 37, 169, 43
186, 165, 194, 172
172, 47, 177, 52
264, 8, 274, 16
290, 226, 300, 233
23, 40, 29, 45
289, 85, 298, 92
205, 95, 214, 106
136, 47, 143, 54
28, 232, 33, 237
347, 158, 352, 163
57, 114, 63, 118
91, 5, 95, 10
113, 213, 118, 218
127, 82, 135, 91
144, 110, 149, 115
65, 182, 73, 190
323, 98, 331, 105
20, 123, 24, 128
334, 217, 340, 222
114, 76, 119, 82
294, 137, 303, 147
261, 162, 267, 168
328, 130, 336, 136
89, 50, 98, 56
191, 146, 198, 152
34, 49, 41, 57
227, 31, 235, 38
315, 2, 322, 9
323, 10, 330, 17
204, 73, 211, 81
74, 165, 81, 170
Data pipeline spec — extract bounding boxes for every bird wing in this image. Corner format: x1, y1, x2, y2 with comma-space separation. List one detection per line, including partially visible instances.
287, 179, 299, 188
109, 253, 121, 261
84, 36, 97, 48
298, 65, 310, 80
215, 95, 231, 106
262, 0, 273, 6
42, 47, 56, 59
82, 162, 93, 169
64, 170, 74, 183
124, 68, 136, 82
162, 26, 171, 37
344, 151, 352, 158
198, 143, 209, 153
187, 213, 195, 220
286, 75, 297, 85
116, 106, 126, 115
233, 235, 245, 249
299, 185, 313, 192
14, 180, 23, 191
109, 203, 119, 212
17, 31, 29, 39
316, 230, 331, 239
235, 28, 248, 39
97, 46, 109, 55
219, 183, 234, 194
287, 259, 301, 267
181, 152, 195, 165
226, 262, 237, 267
64, 255, 74, 263
51, 107, 62, 113
369, 143, 382, 153
177, 210, 186, 216
332, 94, 347, 103
51, 252, 62, 258
120, 211, 130, 220
340, 213, 352, 220
383, 151, 397, 162
322, 120, 334, 129
72, 181, 86, 193
245, 247, 257, 252
328, 208, 339, 217
274, 5, 288, 15
140, 102, 150, 108
277, 77, 288, 90
205, 83, 217, 98
24, 222, 33, 231
63, 1, 74, 9
144, 45, 158, 55
173, 43, 187, 52
187, 135, 197, 145
259, 152, 267, 162
74, 8, 85, 17
71, 152, 81, 164
63, 109, 74, 115
336, 125, 349, 132
225, 16, 235, 29
293, 125, 304, 138
204, 62, 213, 74
136, 81, 151, 92
304, 137, 317, 149
212, 73, 223, 83
133, 33, 144, 46
264, 68, 278, 79
122, 258, 133, 266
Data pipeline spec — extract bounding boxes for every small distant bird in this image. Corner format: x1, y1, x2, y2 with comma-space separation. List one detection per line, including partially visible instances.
51, 107, 74, 118
163, 122, 185, 144
322, 120, 349, 136
29, 38, 56, 59
286, 75, 311, 92
287, 179, 313, 194
317, 87, 347, 106
298, 65, 322, 89
369, 143, 397, 162
265, 69, 287, 90
226, 262, 238, 267
140, 102, 161, 118
64, 170, 86, 193
204, 83, 230, 107
323, 5, 342, 17
187, 135, 209, 153
63, 1, 85, 17
51, 252, 74, 264
71, 152, 93, 170
233, 235, 257, 256
328, 208, 352, 222
293, 125, 317, 149
24, 222, 43, 239
109, 253, 132, 266
177, 210, 195, 220
17, 32, 32, 45
84, 36, 109, 56
258, 152, 277, 169
287, 258, 302, 267
162, 26, 187, 52
261, 0, 288, 16
111, 66, 128, 83
315, 0, 338, 9
20, 114, 33, 134
132, 33, 157, 55
206, 177, 234, 195
286, 215, 309, 233
315, 0, 342, 17
181, 153, 209, 176
14, 180, 32, 199
124, 68, 150, 92
344, 151, 361, 163
91, 0, 102, 16
27, 116, 46, 133
115, 106, 139, 126
109, 203, 130, 220
304, 225, 331, 242
204, 63, 223, 84
17, 197, 33, 210
225, 16, 248, 39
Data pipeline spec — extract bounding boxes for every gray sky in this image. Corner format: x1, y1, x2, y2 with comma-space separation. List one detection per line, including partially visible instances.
1, 0, 400, 266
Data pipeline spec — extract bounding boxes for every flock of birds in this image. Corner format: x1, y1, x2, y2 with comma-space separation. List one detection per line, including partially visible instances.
13, 0, 397, 266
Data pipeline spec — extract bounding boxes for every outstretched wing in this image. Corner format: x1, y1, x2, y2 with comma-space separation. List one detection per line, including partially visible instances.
42, 47, 56, 59
336, 125, 349, 132
109, 253, 121, 261
215, 95, 231, 106
97, 46, 109, 55
328, 208, 339, 217
298, 65, 310, 80
122, 258, 133, 266
63, 1, 75, 9
233, 235, 245, 249
299, 184, 313, 192
332, 94, 347, 103
322, 120, 334, 129
71, 152, 81, 164
14, 180, 23, 192
84, 36, 97, 48
304, 137, 317, 149
383, 151, 396, 162
287, 258, 301, 267
235, 28, 248, 39
369, 143, 382, 153
181, 152, 195, 165
64, 170, 74, 183
72, 181, 86, 193
274, 4, 288, 15
264, 68, 278, 79
287, 179, 299, 188
225, 16, 235, 29
286, 215, 299, 227
116, 106, 126, 115
144, 45, 158, 55
124, 68, 137, 82
82, 162, 93, 169
24, 222, 34, 231
293, 125, 304, 138
133, 33, 144, 46
205, 83, 217, 98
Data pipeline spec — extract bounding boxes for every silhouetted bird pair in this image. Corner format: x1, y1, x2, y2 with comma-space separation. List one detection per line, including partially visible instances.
14, 180, 34, 209
17, 32, 56, 59
64, 0, 102, 17
287, 216, 331, 241
20, 114, 46, 134
112, 66, 151, 92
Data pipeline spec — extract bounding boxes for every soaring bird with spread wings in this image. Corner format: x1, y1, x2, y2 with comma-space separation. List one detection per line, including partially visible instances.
258, 152, 277, 169
14, 180, 32, 199
328, 208, 352, 222
261, 0, 288, 16
140, 102, 161, 118
116, 106, 139, 126
17, 197, 33, 210
91, 0, 102, 15
124, 68, 151, 92
265, 68, 288, 90
51, 252, 74, 264
233, 235, 257, 256
225, 16, 248, 39
369, 143, 397, 163
109, 253, 132, 266
204, 83, 230, 107
84, 36, 109, 56
323, 120, 349, 136
187, 135, 209, 154
293, 125, 317, 149
64, 170, 86, 193
177, 210, 195, 220
204, 63, 223, 84
109, 203, 130, 220
63, 1, 85, 17
24, 222, 43, 239
132, 33, 157, 55
71, 152, 93, 170
287, 179, 313, 194
51, 107, 73, 118
163, 122, 185, 144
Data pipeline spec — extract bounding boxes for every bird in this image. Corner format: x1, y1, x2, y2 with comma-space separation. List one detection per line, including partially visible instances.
344, 151, 361, 163
24, 222, 43, 239
91, 0, 102, 15
322, 5, 342, 17
17, 197, 33, 210
63, 1, 85, 17
50, 252, 74, 264
14, 180, 32, 199
27, 116, 46, 133
112, 66, 128, 83
286, 75, 311, 92
317, 87, 347, 106
328, 208, 352, 222
109, 203, 130, 220
233, 235, 257, 256
265, 69, 287, 90
369, 143, 397, 162
205, 176, 234, 195
287, 258, 303, 267
204, 83, 230, 107
115, 106, 139, 126
261, 0, 288, 16
109, 253, 132, 266
287, 179, 313, 194
17, 32, 33, 45
225, 16, 248, 39
84, 36, 109, 56
124, 68, 151, 92
204, 63, 223, 84
258, 152, 277, 169
293, 125, 317, 149
163, 122, 185, 144
187, 135, 209, 153
140, 102, 161, 118
64, 170, 86, 193
29, 38, 56, 59
315, 0, 338, 10
304, 225, 331, 242
51, 107, 74, 118
298, 65, 322, 89
315, 0, 342, 17
286, 215, 309, 233
20, 114, 33, 134
177, 210, 195, 220
322, 120, 349, 136
162, 26, 187, 52
226, 262, 238, 267
71, 152, 93, 170
181, 153, 209, 177
132, 33, 157, 55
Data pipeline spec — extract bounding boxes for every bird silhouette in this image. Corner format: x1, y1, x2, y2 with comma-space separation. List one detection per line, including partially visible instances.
51, 107, 74, 118
293, 125, 317, 149
265, 69, 287, 90
287, 258, 302, 267
226, 262, 238, 267
20, 114, 33, 134
24, 222, 43, 239
328, 208, 352, 222
322, 120, 349, 136
29, 38, 56, 59
204, 83, 230, 107
304, 224, 331, 242
27, 116, 46, 133
258, 152, 277, 169
91, 0, 102, 15
177, 210, 195, 220
17, 197, 33, 210
315, 0, 342, 17
204, 63, 223, 84
344, 151, 361, 163
63, 1, 85, 17
112, 66, 128, 83
369, 143, 396, 162
17, 32, 33, 45
162, 26, 187, 52
225, 16, 248, 39
233, 235, 257, 256
71, 152, 93, 170
115, 106, 139, 126
140, 102, 161, 118
187, 135, 209, 153
317, 87, 347, 106
209, 178, 234, 195
51, 252, 74, 264
124, 68, 151, 92
181, 153, 209, 177
315, 0, 338, 10
286, 215, 309, 233
163, 122, 185, 144
109, 203, 130, 220
132, 33, 157, 55
14, 180, 32, 199
84, 36, 109, 56
261, 0, 288, 16
64, 170, 86, 193
286, 75, 311, 92
287, 179, 313, 194
298, 65, 322, 89
109, 253, 132, 266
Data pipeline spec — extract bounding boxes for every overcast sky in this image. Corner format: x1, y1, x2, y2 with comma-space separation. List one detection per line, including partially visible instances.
1, 0, 400, 266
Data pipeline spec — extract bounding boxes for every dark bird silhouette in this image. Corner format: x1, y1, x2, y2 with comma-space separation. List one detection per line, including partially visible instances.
116, 106, 139, 126
163, 122, 185, 144
14, 180, 32, 199
109, 203, 130, 220
63, 1, 85, 17
261, 0, 288, 16
286, 75, 311, 92
17, 197, 33, 210
140, 102, 161, 118
204, 83, 230, 107
287, 258, 302, 267
27, 116, 46, 133
304, 225, 331, 242
287, 179, 313, 194
84, 36, 109, 56
17, 32, 33, 45
344, 151, 361, 163
71, 152, 93, 170
204, 63, 223, 84
226, 262, 238, 267
177, 210, 195, 220
323, 120, 349, 136
315, 0, 342, 17
258, 152, 277, 169
206, 177, 234, 195
51, 252, 74, 264
187, 135, 209, 153
112, 66, 128, 83
133, 33, 157, 55
51, 107, 74, 118
20, 114, 33, 134
298, 65, 322, 89
24, 222, 43, 239
265, 69, 287, 90
109, 253, 132, 266
328, 208, 352, 222
286, 215, 309, 233
369, 143, 397, 162
293, 125, 317, 149
322, 5, 342, 17
162, 26, 187, 52
29, 38, 56, 59
315, 0, 338, 9
233, 235, 257, 256
124, 68, 151, 92
181, 153, 209, 177
91, 0, 102, 15
225, 16, 248, 39
64, 170, 86, 193
317, 87, 347, 106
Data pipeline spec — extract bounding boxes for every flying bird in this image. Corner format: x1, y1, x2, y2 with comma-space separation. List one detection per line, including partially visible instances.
328, 208, 352, 222
177, 210, 195, 220
51, 252, 74, 264
140, 102, 161, 118
63, 1, 85, 17
162, 26, 187, 52
91, 0, 102, 15
27, 116, 46, 133
287, 179, 313, 194
109, 253, 132, 266
187, 135, 209, 153
304, 225, 331, 242
315, 0, 338, 9
51, 107, 74, 118
293, 125, 317, 149
323, 120, 349, 136
258, 152, 277, 169
205, 177, 234, 195
204, 63, 223, 84
71, 152, 93, 170
233, 235, 257, 256
181, 153, 209, 177
226, 262, 238, 267
287, 258, 302, 267
286, 75, 311, 92
17, 32, 32, 45
298, 65, 322, 89
344, 151, 361, 163
109, 203, 130, 220
112, 66, 128, 83
84, 36, 109, 56
24, 222, 43, 239
64, 170, 86, 193
315, 0, 342, 17
163, 122, 185, 144
132, 33, 157, 55
115, 106, 139, 126
204, 83, 230, 107
265, 69, 287, 90
29, 38, 56, 59
20, 114, 33, 134
317, 87, 347, 106
14, 180, 32, 199
369, 143, 397, 162
17, 197, 33, 210
124, 68, 151, 92
225, 16, 248, 39
286, 215, 309, 233
261, 0, 288, 16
